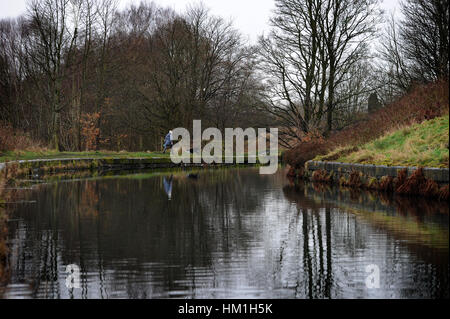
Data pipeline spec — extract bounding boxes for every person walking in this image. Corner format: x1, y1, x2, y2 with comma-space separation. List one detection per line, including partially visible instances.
163, 130, 173, 153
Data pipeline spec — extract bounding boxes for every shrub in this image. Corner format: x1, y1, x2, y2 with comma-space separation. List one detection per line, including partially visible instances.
80, 112, 100, 151
283, 138, 327, 169
312, 169, 332, 183
395, 167, 447, 199
0, 124, 45, 154
396, 167, 426, 195
379, 176, 394, 192
438, 185, 449, 201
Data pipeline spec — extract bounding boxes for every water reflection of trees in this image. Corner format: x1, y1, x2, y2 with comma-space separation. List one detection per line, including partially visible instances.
3, 169, 449, 298
5, 169, 275, 298
281, 184, 334, 298
283, 181, 449, 299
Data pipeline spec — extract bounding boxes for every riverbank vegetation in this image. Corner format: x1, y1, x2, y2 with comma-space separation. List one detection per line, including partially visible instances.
316, 115, 449, 168
0, 149, 169, 163
285, 79, 449, 168
306, 164, 449, 201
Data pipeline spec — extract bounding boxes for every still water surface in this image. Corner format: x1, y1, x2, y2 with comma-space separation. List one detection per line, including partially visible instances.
1, 167, 448, 298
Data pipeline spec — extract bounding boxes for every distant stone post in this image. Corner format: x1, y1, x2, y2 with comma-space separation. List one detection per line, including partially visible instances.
368, 92, 382, 113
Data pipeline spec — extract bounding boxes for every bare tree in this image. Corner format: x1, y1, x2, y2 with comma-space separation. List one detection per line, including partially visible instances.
1, 1, 269, 152
259, 0, 379, 146
379, 14, 412, 96
25, 0, 79, 150
380, 0, 449, 100
94, 0, 117, 149
70, 0, 96, 150
401, 0, 449, 82
318, 0, 380, 134
259, 0, 325, 146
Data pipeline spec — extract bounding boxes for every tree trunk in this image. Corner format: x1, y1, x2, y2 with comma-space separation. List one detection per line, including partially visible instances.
326, 62, 336, 135
52, 110, 61, 151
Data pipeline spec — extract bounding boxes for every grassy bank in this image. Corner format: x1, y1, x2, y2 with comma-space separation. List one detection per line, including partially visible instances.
316, 115, 449, 168
0, 150, 280, 165
0, 150, 171, 163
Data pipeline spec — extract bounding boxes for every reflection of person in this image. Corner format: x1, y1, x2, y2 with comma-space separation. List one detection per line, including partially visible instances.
163, 175, 173, 200
163, 130, 173, 153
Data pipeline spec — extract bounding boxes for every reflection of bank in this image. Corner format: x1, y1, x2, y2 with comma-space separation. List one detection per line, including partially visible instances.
284, 182, 449, 265
0, 213, 8, 289
0, 185, 10, 290
286, 182, 449, 245
163, 175, 173, 200
282, 183, 449, 298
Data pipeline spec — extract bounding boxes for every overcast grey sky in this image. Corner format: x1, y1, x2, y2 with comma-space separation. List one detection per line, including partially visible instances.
0, 0, 401, 43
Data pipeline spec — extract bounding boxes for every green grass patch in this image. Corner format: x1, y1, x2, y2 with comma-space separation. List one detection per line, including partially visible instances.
0, 150, 171, 163
317, 115, 449, 168
0, 149, 281, 164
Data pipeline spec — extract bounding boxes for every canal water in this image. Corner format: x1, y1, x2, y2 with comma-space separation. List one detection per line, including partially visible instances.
0, 167, 448, 298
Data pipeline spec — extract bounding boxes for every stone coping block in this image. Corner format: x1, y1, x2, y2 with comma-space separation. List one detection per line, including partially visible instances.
0, 156, 265, 175
306, 161, 449, 183
0, 157, 176, 173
